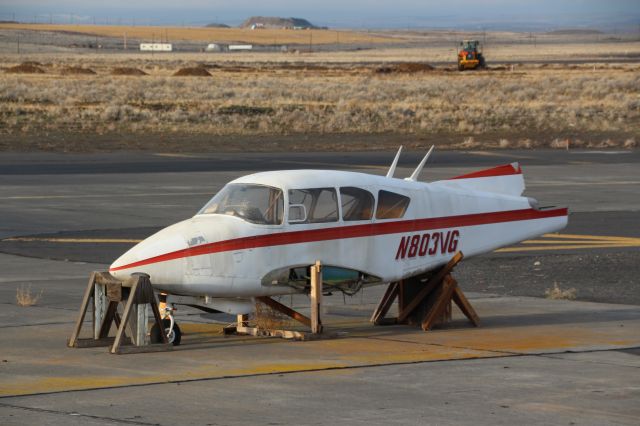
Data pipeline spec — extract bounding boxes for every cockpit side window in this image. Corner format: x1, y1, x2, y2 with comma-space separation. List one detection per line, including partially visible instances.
376, 190, 410, 219
289, 188, 338, 224
340, 187, 374, 221
198, 184, 284, 225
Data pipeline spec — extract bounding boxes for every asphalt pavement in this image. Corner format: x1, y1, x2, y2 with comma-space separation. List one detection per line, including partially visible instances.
1, 149, 639, 303
0, 149, 639, 425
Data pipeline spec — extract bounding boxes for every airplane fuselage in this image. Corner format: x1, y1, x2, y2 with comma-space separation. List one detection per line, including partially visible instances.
109, 167, 568, 300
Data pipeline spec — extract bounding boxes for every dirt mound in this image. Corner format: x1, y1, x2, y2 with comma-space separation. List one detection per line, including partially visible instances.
240, 16, 316, 29
111, 67, 148, 76
375, 63, 434, 74
173, 67, 212, 77
5, 63, 45, 74
61, 66, 96, 75
205, 22, 230, 28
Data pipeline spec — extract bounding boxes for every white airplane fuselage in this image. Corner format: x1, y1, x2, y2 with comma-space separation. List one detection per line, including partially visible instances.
109, 164, 568, 307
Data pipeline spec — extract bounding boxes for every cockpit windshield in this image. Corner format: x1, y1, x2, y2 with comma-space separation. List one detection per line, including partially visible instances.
198, 184, 284, 225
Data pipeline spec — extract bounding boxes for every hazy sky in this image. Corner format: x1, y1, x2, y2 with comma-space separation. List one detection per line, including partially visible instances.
1, 0, 639, 29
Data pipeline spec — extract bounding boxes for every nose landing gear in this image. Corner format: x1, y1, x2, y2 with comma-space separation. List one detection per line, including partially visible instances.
151, 297, 182, 346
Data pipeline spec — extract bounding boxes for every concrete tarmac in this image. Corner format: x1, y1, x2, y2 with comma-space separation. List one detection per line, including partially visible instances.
1, 149, 639, 425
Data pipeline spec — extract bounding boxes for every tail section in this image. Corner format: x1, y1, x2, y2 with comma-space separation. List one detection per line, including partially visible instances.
434, 162, 525, 196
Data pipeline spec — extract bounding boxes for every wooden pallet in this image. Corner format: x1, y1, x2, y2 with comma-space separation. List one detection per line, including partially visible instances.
229, 261, 337, 340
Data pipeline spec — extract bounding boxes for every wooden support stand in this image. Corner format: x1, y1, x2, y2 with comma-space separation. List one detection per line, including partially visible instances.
371, 252, 480, 331
231, 261, 336, 341
68, 271, 172, 354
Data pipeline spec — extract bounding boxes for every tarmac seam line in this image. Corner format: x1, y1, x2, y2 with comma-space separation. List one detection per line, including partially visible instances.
535, 352, 640, 370
0, 401, 159, 425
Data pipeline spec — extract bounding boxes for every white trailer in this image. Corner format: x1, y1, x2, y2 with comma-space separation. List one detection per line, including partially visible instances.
228, 44, 253, 51
140, 43, 173, 52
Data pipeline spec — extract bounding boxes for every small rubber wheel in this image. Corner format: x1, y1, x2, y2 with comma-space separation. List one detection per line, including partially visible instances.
151, 318, 182, 346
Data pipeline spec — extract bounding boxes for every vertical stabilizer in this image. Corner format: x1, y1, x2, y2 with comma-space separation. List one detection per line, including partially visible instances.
386, 146, 403, 178
406, 145, 434, 182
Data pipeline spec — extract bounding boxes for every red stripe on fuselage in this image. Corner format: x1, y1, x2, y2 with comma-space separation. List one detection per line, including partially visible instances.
109, 207, 567, 272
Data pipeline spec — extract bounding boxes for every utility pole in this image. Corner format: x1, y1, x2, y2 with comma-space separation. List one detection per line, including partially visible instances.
124, 32, 127, 50
309, 31, 312, 53
17, 34, 20, 54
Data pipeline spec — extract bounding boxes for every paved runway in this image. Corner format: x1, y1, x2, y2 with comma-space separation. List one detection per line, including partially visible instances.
0, 149, 639, 425
1, 149, 639, 303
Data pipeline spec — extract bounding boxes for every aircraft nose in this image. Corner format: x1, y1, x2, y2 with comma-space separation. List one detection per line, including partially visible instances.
109, 221, 191, 280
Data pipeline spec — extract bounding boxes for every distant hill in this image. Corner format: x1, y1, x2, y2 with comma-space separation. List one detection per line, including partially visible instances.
205, 22, 230, 28
240, 16, 317, 29
546, 29, 603, 35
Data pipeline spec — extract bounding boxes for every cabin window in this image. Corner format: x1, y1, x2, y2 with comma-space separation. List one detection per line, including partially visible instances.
198, 184, 284, 225
340, 187, 374, 221
289, 188, 338, 224
376, 190, 410, 219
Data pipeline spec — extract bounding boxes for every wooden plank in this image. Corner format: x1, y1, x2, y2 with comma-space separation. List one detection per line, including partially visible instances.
375, 317, 398, 325
237, 314, 249, 327
72, 336, 131, 348
397, 252, 463, 324
68, 272, 96, 347
149, 294, 168, 344
421, 275, 457, 331
452, 285, 480, 327
310, 260, 323, 334
236, 326, 338, 341
98, 301, 118, 339
397, 278, 438, 324
110, 279, 138, 354
370, 281, 399, 324
115, 343, 173, 354
256, 297, 312, 327
133, 304, 148, 346
93, 283, 108, 339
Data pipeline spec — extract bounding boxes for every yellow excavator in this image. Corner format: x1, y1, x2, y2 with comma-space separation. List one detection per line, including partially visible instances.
457, 40, 486, 71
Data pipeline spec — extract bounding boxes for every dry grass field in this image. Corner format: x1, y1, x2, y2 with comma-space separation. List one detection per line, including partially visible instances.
0, 39, 638, 151
0, 23, 398, 45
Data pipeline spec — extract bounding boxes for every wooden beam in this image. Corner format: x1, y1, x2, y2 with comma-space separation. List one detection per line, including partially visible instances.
310, 260, 323, 334
452, 285, 480, 327
256, 296, 312, 327
397, 252, 463, 324
237, 314, 249, 327
149, 295, 168, 344
370, 281, 399, 324
110, 279, 138, 354
98, 301, 119, 339
421, 275, 457, 331
68, 272, 96, 347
